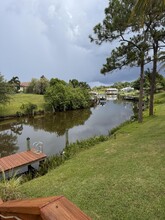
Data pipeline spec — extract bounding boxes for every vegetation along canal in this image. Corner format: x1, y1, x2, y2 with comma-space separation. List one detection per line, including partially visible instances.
0, 99, 134, 157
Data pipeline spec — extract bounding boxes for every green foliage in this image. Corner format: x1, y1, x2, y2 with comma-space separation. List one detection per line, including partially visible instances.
69, 79, 90, 90
112, 81, 132, 90
132, 70, 165, 91
0, 74, 12, 105
132, 0, 165, 23
69, 79, 79, 88
90, 0, 135, 45
154, 92, 165, 104
49, 78, 67, 86
101, 39, 149, 74
26, 78, 37, 93
8, 76, 20, 93
44, 78, 90, 112
27, 76, 49, 94
20, 102, 37, 116
0, 171, 24, 201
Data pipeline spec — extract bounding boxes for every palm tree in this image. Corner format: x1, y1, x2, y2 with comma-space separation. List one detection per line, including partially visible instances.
8, 76, 20, 93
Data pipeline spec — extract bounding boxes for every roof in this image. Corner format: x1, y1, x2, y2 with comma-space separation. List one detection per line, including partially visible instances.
0, 150, 47, 173
121, 87, 134, 90
20, 82, 30, 87
0, 196, 91, 220
106, 88, 118, 91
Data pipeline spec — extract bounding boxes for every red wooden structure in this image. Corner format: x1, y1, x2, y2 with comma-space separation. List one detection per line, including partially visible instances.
0, 150, 47, 174
0, 196, 91, 220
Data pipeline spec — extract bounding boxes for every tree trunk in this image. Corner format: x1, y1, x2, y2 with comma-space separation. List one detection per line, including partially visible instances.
149, 42, 158, 116
138, 58, 144, 123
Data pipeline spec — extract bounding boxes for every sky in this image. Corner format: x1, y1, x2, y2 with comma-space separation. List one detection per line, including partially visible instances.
0, 0, 143, 87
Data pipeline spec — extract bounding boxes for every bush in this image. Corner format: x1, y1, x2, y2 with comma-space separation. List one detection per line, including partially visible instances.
0, 171, 24, 201
20, 102, 37, 117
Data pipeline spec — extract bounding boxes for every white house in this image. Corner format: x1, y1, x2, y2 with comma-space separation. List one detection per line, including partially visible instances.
121, 87, 134, 92
105, 88, 118, 95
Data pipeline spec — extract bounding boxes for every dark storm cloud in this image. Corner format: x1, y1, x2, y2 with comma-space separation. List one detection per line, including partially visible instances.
0, 0, 143, 85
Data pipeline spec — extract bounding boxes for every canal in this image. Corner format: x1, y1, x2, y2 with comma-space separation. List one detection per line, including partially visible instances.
0, 99, 134, 157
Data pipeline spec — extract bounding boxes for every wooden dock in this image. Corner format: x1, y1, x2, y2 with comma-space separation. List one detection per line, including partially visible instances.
0, 150, 47, 173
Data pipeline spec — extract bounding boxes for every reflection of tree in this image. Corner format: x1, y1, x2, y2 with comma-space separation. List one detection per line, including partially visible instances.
112, 99, 123, 104
0, 132, 19, 157
23, 109, 92, 136
10, 123, 23, 135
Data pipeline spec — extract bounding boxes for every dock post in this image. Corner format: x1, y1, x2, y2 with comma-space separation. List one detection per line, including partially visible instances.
26, 137, 31, 151
65, 129, 69, 147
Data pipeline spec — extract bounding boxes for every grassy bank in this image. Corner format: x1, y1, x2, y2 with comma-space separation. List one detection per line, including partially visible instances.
0, 94, 45, 116
20, 92, 165, 219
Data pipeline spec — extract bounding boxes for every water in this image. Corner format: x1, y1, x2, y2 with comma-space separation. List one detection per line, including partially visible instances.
0, 99, 134, 157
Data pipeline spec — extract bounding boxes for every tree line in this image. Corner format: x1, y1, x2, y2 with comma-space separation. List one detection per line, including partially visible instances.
0, 74, 91, 114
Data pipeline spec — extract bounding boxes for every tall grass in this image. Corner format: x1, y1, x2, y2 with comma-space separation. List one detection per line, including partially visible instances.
0, 171, 24, 201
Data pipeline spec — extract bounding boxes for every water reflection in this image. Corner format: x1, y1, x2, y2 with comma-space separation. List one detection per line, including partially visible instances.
106, 95, 118, 101
22, 108, 91, 136
0, 100, 134, 157
0, 108, 92, 157
10, 123, 23, 135
0, 132, 19, 157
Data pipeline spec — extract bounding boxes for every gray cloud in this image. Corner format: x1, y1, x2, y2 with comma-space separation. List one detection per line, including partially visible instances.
0, 0, 153, 86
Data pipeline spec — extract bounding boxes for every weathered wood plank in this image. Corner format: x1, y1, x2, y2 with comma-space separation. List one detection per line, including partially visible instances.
0, 196, 91, 220
0, 196, 60, 215
40, 196, 91, 220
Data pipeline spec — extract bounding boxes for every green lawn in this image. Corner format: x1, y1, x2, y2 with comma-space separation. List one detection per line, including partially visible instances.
20, 92, 165, 219
0, 94, 45, 116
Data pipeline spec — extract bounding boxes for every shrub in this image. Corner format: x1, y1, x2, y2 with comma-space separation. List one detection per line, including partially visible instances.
0, 171, 24, 201
20, 103, 37, 117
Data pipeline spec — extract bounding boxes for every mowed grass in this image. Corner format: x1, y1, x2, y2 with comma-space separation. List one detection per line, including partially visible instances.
0, 93, 45, 115
20, 93, 165, 219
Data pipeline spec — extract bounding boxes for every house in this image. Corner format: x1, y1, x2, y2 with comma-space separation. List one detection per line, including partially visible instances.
19, 82, 30, 93
121, 87, 134, 92
105, 88, 118, 95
